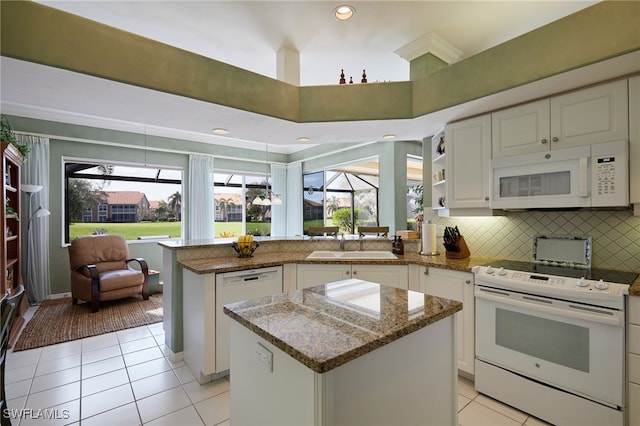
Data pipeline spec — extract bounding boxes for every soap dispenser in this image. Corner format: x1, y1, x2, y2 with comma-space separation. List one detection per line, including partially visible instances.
392, 236, 398, 254
396, 236, 404, 255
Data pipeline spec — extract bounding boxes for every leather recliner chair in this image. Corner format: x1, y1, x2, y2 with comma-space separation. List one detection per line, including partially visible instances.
68, 234, 149, 312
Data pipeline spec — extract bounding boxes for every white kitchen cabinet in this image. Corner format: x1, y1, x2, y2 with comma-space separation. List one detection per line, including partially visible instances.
297, 263, 408, 290
492, 79, 628, 158
629, 296, 640, 426
420, 267, 474, 377
629, 75, 640, 216
492, 99, 550, 158
444, 114, 492, 211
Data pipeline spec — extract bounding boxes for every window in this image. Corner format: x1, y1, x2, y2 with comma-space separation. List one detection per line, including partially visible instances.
406, 155, 424, 229
64, 161, 182, 243
214, 171, 272, 238
303, 169, 379, 235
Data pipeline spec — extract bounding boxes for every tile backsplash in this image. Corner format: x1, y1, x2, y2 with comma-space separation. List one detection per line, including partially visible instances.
426, 209, 640, 272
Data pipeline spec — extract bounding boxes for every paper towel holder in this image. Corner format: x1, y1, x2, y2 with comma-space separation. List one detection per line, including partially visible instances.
420, 221, 439, 256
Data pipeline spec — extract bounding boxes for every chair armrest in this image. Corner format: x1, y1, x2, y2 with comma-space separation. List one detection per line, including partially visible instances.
73, 264, 99, 280
127, 258, 150, 299
126, 258, 149, 276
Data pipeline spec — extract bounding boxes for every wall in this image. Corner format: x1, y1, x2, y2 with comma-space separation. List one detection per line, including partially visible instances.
427, 209, 640, 273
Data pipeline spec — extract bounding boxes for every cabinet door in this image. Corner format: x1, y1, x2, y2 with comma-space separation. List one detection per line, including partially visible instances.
629, 76, 640, 208
420, 267, 474, 375
445, 115, 491, 209
492, 99, 550, 158
353, 264, 408, 289
550, 79, 628, 149
630, 382, 640, 426
297, 264, 351, 289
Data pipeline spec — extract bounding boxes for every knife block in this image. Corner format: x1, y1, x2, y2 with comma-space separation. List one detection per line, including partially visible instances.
446, 235, 470, 259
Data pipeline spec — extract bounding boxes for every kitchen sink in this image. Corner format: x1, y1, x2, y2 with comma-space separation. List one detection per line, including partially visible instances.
306, 251, 397, 260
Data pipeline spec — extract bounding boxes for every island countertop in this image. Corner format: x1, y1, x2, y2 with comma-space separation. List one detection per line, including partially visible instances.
223, 279, 462, 374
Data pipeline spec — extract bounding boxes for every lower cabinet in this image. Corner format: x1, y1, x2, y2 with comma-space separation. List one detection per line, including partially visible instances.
297, 264, 408, 290
420, 267, 475, 377
628, 296, 640, 426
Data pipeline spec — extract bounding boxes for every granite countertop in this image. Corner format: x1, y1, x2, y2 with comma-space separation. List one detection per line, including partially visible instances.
179, 251, 497, 275
223, 279, 462, 374
179, 251, 640, 296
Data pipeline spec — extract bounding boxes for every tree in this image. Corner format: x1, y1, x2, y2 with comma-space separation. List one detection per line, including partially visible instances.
217, 197, 235, 222
168, 191, 182, 220
325, 196, 340, 218
331, 207, 364, 234
408, 185, 423, 214
154, 200, 170, 220
67, 178, 106, 223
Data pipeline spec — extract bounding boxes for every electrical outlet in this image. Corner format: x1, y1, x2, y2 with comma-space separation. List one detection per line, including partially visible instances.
255, 342, 273, 372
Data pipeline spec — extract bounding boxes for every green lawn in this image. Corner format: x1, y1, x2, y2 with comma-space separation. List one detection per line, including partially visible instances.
69, 221, 272, 240
69, 222, 182, 240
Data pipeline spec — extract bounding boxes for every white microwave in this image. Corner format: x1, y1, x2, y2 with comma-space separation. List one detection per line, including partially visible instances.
490, 140, 629, 209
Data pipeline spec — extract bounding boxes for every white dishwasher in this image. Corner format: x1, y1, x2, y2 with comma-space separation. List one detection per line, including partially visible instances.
215, 266, 283, 373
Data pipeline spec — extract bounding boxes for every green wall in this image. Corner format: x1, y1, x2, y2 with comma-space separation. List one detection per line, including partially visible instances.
1, 1, 638, 122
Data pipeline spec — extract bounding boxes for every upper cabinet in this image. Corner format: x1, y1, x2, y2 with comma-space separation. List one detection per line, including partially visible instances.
629, 75, 640, 215
445, 115, 492, 210
492, 80, 629, 158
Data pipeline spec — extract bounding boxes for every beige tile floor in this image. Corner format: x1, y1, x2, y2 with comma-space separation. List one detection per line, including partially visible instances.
6, 317, 551, 425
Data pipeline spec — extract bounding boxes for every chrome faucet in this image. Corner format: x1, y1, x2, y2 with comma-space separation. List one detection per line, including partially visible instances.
339, 233, 345, 250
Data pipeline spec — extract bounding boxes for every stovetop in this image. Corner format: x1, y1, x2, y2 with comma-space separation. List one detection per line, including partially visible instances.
484, 260, 638, 285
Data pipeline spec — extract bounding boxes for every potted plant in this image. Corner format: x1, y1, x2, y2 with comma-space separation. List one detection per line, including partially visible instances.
1, 115, 30, 157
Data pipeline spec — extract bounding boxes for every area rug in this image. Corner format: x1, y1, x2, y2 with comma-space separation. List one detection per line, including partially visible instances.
12, 294, 163, 352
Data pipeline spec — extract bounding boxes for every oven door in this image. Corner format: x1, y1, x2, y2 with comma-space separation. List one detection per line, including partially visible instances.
475, 286, 624, 407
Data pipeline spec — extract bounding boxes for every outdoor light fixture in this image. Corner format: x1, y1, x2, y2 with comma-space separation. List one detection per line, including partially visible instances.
334, 5, 355, 21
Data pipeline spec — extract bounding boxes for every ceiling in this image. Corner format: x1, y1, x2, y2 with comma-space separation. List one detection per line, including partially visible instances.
1, 0, 623, 155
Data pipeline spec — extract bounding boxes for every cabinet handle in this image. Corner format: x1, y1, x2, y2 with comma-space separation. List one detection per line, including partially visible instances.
541, 138, 548, 144
484, 196, 489, 201
424, 267, 429, 275
352, 270, 357, 275
552, 136, 559, 142
346, 271, 350, 275
465, 280, 471, 285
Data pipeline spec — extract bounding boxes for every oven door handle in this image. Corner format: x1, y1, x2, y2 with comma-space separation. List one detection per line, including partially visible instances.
475, 290, 622, 327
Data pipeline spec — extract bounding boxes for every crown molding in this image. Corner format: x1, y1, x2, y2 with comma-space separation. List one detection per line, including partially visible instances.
394, 33, 463, 64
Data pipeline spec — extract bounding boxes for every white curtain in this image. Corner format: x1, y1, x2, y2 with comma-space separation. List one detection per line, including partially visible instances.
270, 164, 287, 236
286, 162, 303, 236
188, 154, 215, 240
18, 135, 50, 304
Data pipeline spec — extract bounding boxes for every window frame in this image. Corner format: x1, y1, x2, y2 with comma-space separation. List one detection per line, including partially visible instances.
63, 157, 183, 243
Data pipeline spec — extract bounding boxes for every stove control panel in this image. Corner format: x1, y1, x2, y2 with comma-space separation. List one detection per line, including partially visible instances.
473, 265, 628, 298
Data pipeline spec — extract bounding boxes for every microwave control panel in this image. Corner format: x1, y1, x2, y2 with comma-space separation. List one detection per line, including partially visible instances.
591, 140, 628, 207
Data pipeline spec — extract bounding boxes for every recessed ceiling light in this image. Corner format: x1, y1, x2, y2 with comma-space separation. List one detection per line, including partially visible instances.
297, 137, 311, 143
334, 5, 355, 21
383, 134, 396, 140
212, 128, 229, 135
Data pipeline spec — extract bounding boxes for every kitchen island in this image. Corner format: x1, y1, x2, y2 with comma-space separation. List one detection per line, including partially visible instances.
224, 279, 462, 426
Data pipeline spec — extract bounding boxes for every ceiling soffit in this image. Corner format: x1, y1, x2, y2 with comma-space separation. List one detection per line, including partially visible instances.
2, 1, 639, 127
